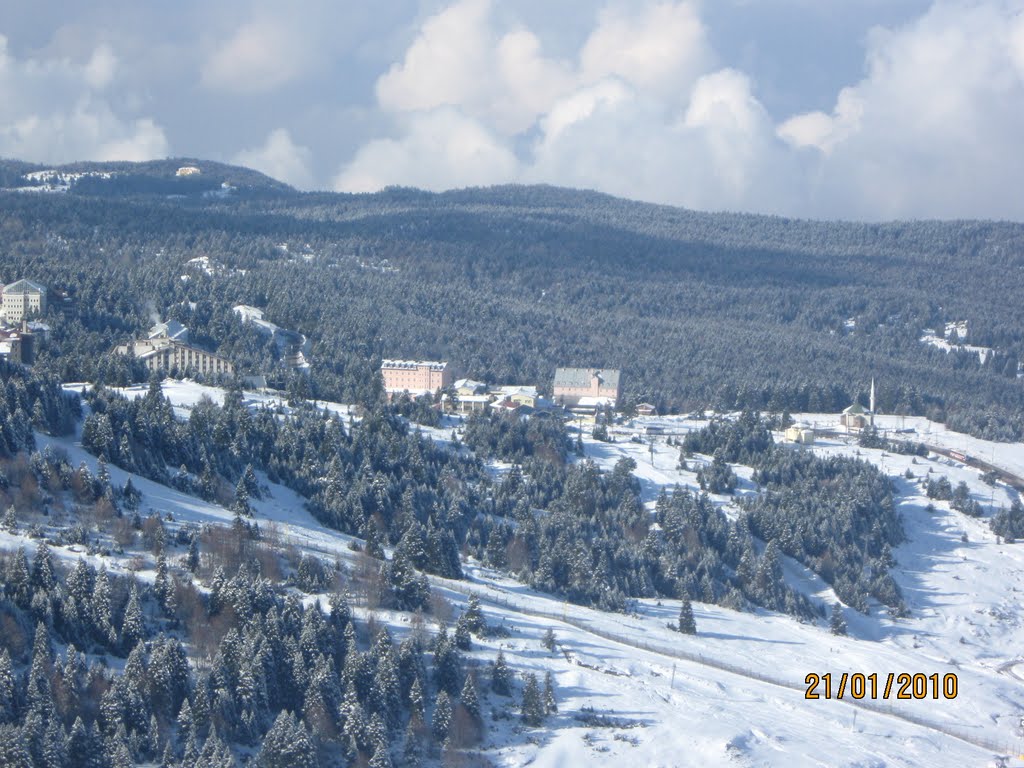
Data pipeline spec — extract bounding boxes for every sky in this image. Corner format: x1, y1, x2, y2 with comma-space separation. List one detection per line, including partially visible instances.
2, 0, 1023, 221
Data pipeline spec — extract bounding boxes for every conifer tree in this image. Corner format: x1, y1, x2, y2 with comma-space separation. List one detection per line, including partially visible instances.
43, 716, 67, 768
369, 738, 393, 768
177, 699, 195, 744
154, 555, 173, 614
32, 541, 55, 592
453, 614, 472, 651
431, 691, 452, 743
0, 724, 31, 768
401, 717, 423, 768
463, 595, 485, 635
490, 651, 512, 696
830, 602, 848, 636
64, 719, 89, 767
233, 477, 251, 517
408, 676, 425, 722
91, 567, 114, 645
9, 547, 32, 608
242, 464, 260, 500
1, 506, 15, 534
432, 630, 461, 696
28, 622, 53, 717
367, 713, 387, 754
459, 674, 481, 725
543, 671, 557, 714
121, 582, 144, 653
678, 596, 697, 635
181, 729, 200, 767
186, 536, 200, 573
520, 673, 544, 726
541, 628, 556, 652
0, 649, 15, 723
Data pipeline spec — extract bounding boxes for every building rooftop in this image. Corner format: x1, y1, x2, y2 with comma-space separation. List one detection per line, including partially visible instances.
3, 279, 46, 295
494, 385, 538, 398
381, 359, 447, 371
149, 320, 189, 341
554, 367, 621, 389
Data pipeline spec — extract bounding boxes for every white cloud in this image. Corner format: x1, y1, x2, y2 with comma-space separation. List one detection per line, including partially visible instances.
538, 79, 633, 148
780, 1, 1024, 219
376, 0, 576, 134
0, 35, 169, 164
526, 67, 798, 214
334, 108, 519, 193
776, 88, 863, 153
233, 128, 314, 189
202, 17, 312, 93
340, 0, 1024, 220
347, 0, 727, 200
579, 1, 710, 100
376, 0, 494, 115
83, 44, 117, 90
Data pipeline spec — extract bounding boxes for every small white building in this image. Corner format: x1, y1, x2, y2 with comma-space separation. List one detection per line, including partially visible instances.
784, 425, 816, 445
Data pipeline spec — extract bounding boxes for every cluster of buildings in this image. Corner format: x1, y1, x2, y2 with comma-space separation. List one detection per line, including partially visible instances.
0, 279, 57, 364
114, 320, 234, 377
380, 359, 623, 418
785, 380, 879, 445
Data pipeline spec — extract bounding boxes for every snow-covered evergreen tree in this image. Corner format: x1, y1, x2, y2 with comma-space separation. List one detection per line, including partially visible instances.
121, 582, 144, 653
431, 690, 452, 743
678, 596, 697, 635
490, 650, 513, 696
520, 673, 544, 726
830, 602, 848, 636
543, 671, 558, 714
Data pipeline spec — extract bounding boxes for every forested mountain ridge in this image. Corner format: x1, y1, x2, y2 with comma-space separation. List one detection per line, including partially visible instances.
2, 159, 1024, 438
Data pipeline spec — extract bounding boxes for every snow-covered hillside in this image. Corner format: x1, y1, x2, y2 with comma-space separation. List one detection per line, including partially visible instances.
8, 380, 1024, 766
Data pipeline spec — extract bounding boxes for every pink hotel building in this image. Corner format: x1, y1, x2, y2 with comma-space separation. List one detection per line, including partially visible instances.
381, 359, 453, 397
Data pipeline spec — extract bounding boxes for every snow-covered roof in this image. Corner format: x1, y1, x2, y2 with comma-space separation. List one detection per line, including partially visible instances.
3, 278, 46, 295
554, 367, 621, 389
382, 359, 447, 371
577, 396, 616, 407
149, 320, 189, 341
495, 385, 538, 398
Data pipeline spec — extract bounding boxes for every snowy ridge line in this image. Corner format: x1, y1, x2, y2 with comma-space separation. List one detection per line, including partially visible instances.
433, 581, 1010, 755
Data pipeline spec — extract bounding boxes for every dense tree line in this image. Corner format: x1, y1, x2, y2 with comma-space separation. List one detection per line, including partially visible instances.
682, 414, 906, 614
0, 362, 79, 455
0, 536, 505, 767
78, 379, 473, 581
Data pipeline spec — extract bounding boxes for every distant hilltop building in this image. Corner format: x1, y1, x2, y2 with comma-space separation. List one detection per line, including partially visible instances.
553, 367, 621, 408
114, 338, 233, 377
381, 359, 452, 397
2, 279, 47, 324
176, 166, 202, 177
